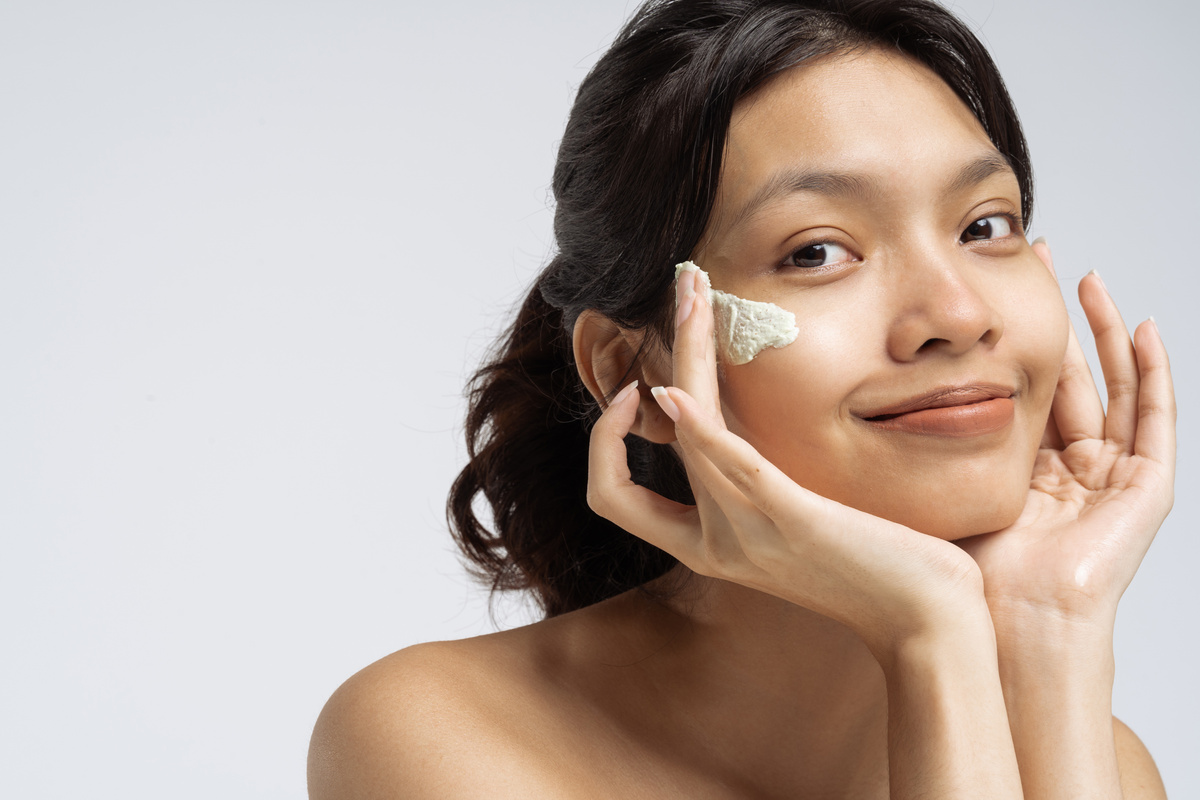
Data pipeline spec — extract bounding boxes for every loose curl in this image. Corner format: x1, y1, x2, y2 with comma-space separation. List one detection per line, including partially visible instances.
448, 0, 1033, 617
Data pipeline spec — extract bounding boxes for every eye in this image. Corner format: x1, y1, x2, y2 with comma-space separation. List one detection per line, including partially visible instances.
784, 241, 855, 269
960, 214, 1015, 242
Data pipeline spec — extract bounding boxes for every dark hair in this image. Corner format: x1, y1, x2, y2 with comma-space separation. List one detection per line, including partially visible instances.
448, 0, 1033, 617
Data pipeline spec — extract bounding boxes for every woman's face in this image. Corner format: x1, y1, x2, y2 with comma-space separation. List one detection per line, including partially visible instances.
689, 48, 1069, 539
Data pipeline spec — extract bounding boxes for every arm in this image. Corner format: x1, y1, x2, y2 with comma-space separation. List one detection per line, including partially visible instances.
881, 614, 1022, 798
991, 612, 1125, 799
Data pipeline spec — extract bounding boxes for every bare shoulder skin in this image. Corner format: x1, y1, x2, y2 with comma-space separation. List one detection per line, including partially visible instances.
308, 579, 897, 799
307, 591, 1168, 799
308, 590, 783, 800
308, 634, 587, 799
1114, 718, 1168, 799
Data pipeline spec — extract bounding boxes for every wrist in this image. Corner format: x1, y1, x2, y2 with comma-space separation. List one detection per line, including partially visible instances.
992, 607, 1122, 800
987, 597, 1116, 679
873, 596, 997, 676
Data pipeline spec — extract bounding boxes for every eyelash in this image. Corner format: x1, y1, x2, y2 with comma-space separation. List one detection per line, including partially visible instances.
960, 211, 1024, 243
782, 210, 1026, 270
782, 240, 857, 270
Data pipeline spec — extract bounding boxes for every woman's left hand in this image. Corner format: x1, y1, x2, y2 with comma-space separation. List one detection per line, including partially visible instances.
957, 240, 1176, 633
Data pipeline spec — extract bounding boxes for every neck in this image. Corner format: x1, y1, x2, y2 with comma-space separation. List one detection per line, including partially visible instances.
596, 571, 889, 792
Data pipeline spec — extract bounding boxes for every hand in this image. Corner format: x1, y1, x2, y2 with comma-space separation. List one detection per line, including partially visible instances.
587, 267, 990, 657
957, 240, 1176, 631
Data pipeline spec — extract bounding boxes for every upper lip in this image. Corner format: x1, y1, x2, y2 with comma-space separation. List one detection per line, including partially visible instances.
857, 384, 1015, 420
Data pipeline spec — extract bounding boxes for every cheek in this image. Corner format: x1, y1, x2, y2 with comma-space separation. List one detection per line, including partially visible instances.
709, 265, 1073, 538
1003, 268, 1070, 412
718, 305, 873, 483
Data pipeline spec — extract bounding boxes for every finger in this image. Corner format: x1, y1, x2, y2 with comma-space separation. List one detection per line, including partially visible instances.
652, 386, 770, 531
671, 265, 721, 420
587, 381, 700, 553
1052, 317, 1106, 445
659, 386, 820, 528
1079, 272, 1139, 449
1132, 318, 1177, 466
1032, 240, 1104, 445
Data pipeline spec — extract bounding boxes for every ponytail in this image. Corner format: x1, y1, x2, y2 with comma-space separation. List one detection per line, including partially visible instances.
447, 267, 684, 617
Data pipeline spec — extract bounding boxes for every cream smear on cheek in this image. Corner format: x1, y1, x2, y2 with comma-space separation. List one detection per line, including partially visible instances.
676, 261, 799, 365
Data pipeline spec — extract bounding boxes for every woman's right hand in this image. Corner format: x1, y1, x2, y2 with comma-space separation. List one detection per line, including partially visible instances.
586, 267, 990, 659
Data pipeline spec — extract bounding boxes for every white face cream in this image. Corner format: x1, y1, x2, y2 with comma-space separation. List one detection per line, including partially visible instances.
675, 261, 798, 365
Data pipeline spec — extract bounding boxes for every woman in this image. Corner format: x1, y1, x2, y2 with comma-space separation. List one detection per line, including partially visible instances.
309, 1, 1175, 796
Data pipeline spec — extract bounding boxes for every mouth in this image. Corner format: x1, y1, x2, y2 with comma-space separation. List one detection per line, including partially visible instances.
858, 385, 1016, 437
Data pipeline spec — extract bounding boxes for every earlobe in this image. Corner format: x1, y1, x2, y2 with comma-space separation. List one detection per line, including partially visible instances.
572, 310, 677, 444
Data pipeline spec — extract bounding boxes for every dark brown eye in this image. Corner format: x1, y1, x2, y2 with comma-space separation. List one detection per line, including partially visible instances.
786, 242, 853, 269
961, 214, 1013, 242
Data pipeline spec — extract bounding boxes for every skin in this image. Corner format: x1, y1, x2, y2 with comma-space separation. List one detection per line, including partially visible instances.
308, 49, 1175, 799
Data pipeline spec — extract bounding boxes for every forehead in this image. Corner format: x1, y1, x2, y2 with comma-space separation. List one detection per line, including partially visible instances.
714, 48, 1001, 218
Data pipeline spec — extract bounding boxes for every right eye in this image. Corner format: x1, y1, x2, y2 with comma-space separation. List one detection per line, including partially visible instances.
784, 241, 855, 269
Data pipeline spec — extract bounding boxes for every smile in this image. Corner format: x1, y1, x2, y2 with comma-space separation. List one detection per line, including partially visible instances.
859, 386, 1016, 437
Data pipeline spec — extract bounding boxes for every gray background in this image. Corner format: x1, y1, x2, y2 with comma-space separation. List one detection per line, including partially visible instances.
2, 0, 1196, 796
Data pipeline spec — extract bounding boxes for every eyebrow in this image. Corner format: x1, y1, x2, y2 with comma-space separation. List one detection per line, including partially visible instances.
725, 151, 1016, 231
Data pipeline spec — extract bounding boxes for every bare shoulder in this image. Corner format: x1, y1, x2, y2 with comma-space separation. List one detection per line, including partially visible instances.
1113, 716, 1168, 800
306, 629, 599, 800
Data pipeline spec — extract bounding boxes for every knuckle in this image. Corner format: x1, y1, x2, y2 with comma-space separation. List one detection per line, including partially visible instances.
1106, 375, 1139, 403
1092, 315, 1124, 340
690, 423, 723, 451
1057, 359, 1087, 388
1138, 399, 1178, 426
724, 461, 758, 494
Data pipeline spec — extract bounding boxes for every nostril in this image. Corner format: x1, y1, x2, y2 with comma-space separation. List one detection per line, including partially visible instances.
918, 337, 951, 353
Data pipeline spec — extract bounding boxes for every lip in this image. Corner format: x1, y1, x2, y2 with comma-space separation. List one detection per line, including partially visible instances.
857, 384, 1016, 437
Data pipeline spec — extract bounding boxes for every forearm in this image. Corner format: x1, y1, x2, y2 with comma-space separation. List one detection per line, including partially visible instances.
878, 607, 1023, 799
993, 607, 1123, 800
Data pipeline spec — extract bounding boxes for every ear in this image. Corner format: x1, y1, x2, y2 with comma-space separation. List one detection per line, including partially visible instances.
572, 309, 677, 444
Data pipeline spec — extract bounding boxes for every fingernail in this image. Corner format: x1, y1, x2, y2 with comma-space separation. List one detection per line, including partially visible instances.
613, 380, 639, 407
1033, 236, 1053, 263
651, 386, 680, 422
676, 266, 695, 301
676, 294, 695, 328
675, 269, 696, 328
1088, 269, 1107, 292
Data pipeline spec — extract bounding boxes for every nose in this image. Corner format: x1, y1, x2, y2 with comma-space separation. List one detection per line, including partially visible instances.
885, 253, 1003, 362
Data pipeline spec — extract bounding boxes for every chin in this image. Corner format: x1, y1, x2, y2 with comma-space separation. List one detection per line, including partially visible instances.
896, 490, 1027, 541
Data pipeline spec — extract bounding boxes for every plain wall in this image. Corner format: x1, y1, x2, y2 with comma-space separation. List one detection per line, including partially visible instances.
2, 0, 1196, 796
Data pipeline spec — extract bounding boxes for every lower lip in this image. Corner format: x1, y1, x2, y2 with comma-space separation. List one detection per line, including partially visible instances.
864, 397, 1015, 437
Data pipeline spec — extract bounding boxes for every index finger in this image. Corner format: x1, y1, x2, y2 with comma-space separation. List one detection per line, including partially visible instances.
1032, 240, 1105, 445
671, 263, 721, 418
586, 380, 700, 552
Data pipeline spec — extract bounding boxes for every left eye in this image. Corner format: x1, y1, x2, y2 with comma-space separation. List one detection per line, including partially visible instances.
960, 214, 1013, 242
785, 242, 854, 269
